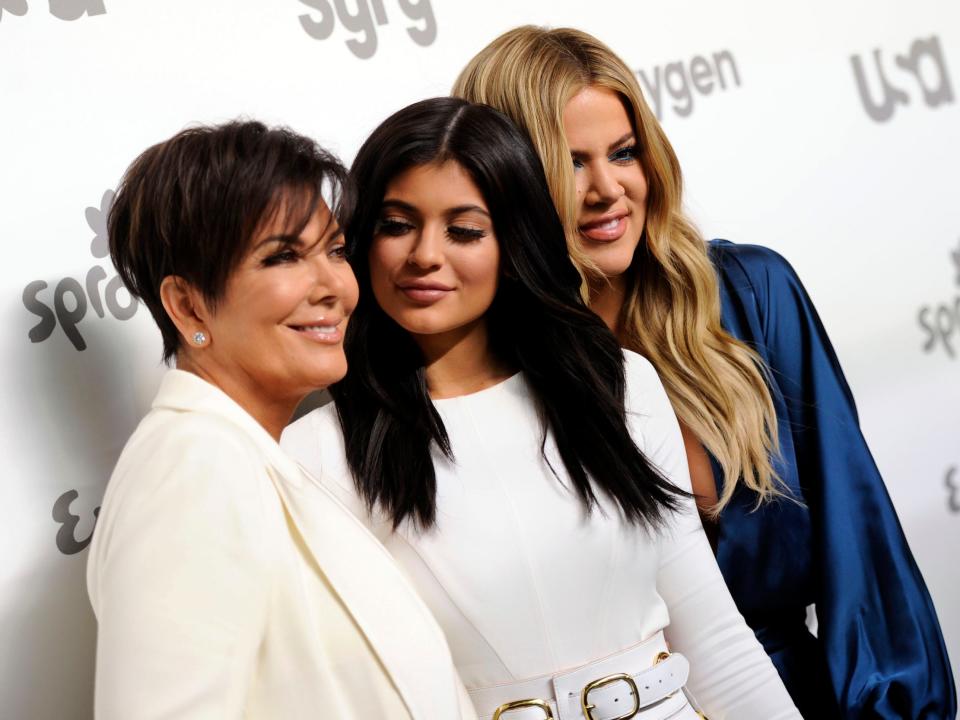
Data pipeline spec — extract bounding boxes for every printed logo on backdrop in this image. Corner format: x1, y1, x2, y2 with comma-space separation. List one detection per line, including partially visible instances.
917, 238, 960, 358
297, 0, 435, 60
946, 466, 960, 515
637, 50, 741, 121
22, 190, 139, 352
851, 35, 954, 123
0, 0, 104, 21
53, 489, 99, 554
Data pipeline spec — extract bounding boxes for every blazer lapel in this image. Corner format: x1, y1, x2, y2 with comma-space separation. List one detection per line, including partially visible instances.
266, 461, 462, 720
152, 371, 463, 719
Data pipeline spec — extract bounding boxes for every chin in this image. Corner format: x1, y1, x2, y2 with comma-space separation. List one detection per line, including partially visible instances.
401, 323, 450, 338
582, 237, 641, 281
591, 248, 638, 279
303, 359, 349, 390
392, 313, 451, 337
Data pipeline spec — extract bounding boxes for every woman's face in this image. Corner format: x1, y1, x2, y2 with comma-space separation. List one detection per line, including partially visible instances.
201, 200, 358, 402
369, 161, 500, 345
562, 85, 648, 279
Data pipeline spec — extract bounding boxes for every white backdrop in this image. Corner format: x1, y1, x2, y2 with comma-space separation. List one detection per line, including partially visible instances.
1, 1, 957, 717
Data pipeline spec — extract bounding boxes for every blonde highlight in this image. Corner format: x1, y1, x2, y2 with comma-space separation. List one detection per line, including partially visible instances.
454, 26, 781, 512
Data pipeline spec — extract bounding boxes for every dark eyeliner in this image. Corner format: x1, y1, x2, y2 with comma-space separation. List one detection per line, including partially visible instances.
376, 218, 414, 236
611, 144, 639, 162
447, 226, 486, 241
261, 248, 299, 267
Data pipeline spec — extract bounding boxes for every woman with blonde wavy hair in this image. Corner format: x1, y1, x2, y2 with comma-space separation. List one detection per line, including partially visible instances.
454, 25, 955, 720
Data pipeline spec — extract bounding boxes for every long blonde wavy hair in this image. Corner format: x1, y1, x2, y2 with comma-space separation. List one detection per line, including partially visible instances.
453, 26, 780, 513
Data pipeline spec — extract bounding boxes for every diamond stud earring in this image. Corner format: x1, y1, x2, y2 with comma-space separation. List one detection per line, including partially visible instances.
193, 331, 207, 345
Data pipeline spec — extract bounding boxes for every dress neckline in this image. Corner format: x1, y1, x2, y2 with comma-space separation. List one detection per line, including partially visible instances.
430, 372, 523, 405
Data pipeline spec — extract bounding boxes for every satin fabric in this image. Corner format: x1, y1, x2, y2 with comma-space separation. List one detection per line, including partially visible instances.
708, 240, 956, 719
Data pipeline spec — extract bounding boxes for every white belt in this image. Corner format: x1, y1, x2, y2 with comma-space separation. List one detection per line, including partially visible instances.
469, 632, 704, 720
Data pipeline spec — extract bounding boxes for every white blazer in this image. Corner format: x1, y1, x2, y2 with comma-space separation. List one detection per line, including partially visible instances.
87, 370, 475, 719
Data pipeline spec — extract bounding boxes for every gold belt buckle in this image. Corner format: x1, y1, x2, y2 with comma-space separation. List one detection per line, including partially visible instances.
581, 672, 640, 720
492, 697, 554, 719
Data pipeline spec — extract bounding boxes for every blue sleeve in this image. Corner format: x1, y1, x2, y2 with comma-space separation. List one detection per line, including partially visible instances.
731, 244, 956, 719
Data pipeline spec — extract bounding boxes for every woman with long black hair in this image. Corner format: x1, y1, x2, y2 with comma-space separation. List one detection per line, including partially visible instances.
282, 97, 801, 719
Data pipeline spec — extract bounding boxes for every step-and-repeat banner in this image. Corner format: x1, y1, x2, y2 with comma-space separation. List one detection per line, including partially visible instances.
1, 1, 957, 716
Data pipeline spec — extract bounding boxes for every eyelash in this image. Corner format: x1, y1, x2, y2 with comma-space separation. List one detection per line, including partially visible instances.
262, 249, 299, 267
572, 144, 640, 169
377, 218, 414, 237
612, 145, 639, 163
261, 243, 346, 267
376, 218, 487, 243
448, 226, 486, 242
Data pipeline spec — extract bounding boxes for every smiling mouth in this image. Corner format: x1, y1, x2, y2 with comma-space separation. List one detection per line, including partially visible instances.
579, 214, 628, 243
289, 322, 343, 344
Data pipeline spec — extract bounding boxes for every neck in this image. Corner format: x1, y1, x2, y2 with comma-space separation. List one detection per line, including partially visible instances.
176, 354, 297, 442
413, 319, 513, 399
589, 273, 629, 341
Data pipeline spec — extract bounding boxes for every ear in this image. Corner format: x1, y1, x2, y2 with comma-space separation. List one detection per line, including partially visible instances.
159, 275, 212, 346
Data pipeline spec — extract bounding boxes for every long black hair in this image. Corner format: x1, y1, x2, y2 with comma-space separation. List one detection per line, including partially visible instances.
331, 97, 686, 529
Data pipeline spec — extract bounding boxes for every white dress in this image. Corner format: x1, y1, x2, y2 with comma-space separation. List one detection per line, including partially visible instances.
282, 351, 800, 719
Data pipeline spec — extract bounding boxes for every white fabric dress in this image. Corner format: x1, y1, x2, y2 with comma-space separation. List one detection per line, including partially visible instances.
282, 351, 800, 719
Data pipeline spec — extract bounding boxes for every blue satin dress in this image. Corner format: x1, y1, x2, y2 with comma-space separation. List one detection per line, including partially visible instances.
707, 240, 956, 719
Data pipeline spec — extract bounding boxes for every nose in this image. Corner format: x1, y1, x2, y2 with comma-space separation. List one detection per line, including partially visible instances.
307, 253, 350, 306
583, 162, 624, 207
406, 223, 444, 270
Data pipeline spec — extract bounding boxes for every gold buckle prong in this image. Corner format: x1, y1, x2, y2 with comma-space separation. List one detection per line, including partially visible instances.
492, 697, 554, 720
581, 672, 641, 720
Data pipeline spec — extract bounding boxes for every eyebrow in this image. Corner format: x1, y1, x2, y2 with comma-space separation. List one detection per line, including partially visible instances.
448, 204, 490, 218
608, 132, 636, 152
381, 199, 490, 218
253, 224, 343, 252
381, 199, 417, 214
253, 234, 302, 251
570, 132, 637, 157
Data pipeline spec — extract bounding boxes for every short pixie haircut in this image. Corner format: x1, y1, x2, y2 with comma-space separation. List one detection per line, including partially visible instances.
108, 120, 350, 362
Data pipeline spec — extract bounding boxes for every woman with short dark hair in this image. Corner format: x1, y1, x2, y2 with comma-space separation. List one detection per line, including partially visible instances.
283, 98, 801, 719
88, 120, 475, 719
